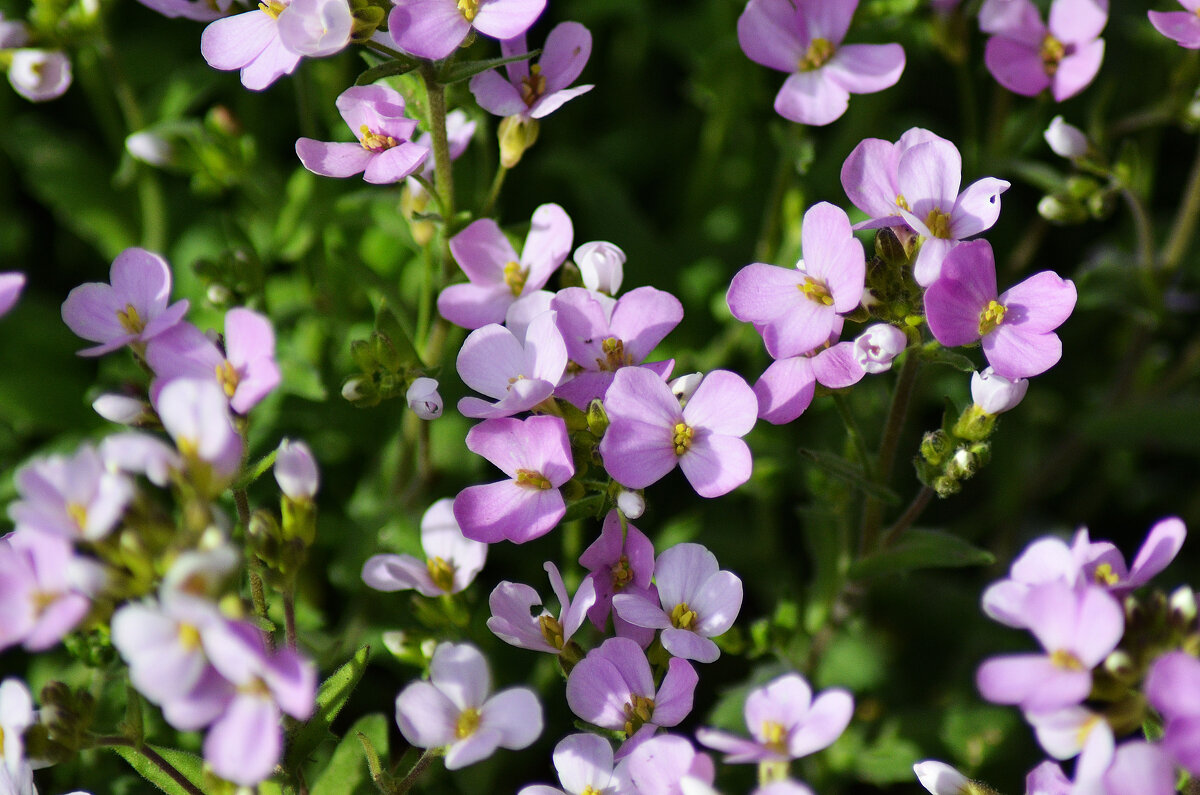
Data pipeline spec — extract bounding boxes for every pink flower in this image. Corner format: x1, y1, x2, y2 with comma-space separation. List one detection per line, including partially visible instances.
727, 202, 866, 358
455, 310, 567, 419
296, 85, 430, 184
362, 499, 487, 596
736, 0, 905, 126
439, 203, 573, 329
1150, 0, 1200, 48
395, 642, 542, 769
0, 531, 103, 652
580, 510, 655, 631
389, 0, 545, 61
61, 247, 189, 357
9, 445, 133, 541
626, 735, 715, 795
924, 240, 1076, 379
487, 562, 596, 654
7, 49, 71, 102
517, 733, 633, 795
154, 378, 244, 489
981, 0, 1107, 102
452, 415, 574, 543
599, 368, 756, 499
200, 1, 302, 91
0, 273, 24, 318
469, 22, 593, 120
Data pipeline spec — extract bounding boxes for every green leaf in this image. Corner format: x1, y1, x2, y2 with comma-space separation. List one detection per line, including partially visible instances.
849, 528, 994, 579
310, 714, 389, 795
356, 57, 421, 86
286, 645, 371, 769
797, 448, 899, 504
438, 49, 540, 85
853, 724, 924, 785
375, 303, 423, 369
108, 743, 205, 795
919, 344, 978, 373
562, 494, 606, 522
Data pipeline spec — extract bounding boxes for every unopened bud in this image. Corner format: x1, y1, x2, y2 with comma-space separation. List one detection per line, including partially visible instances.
1037, 194, 1088, 225
970, 367, 1027, 415
125, 131, 174, 167
342, 377, 366, 402
953, 404, 996, 442
853, 324, 907, 374
93, 393, 152, 426
945, 448, 977, 480
669, 373, 703, 405
498, 115, 539, 169
1170, 586, 1197, 628
406, 377, 442, 420
1103, 649, 1135, 682
920, 430, 953, 466
574, 241, 625, 295
274, 438, 319, 500
586, 398, 609, 437
617, 489, 645, 519
1044, 115, 1089, 159
8, 49, 72, 102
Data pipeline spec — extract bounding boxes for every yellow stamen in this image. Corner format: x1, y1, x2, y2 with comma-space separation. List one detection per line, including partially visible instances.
66, 502, 88, 532
581, 788, 602, 795
672, 422, 694, 456
761, 720, 788, 753
538, 614, 565, 649
978, 299, 1007, 336
455, 707, 481, 739
1050, 649, 1085, 671
895, 194, 911, 212
622, 694, 655, 737
177, 437, 200, 460
503, 261, 527, 297
1040, 34, 1065, 75
1093, 563, 1119, 586
457, 0, 478, 21
359, 124, 398, 153
599, 337, 630, 370
506, 374, 527, 390
520, 64, 547, 106
178, 623, 202, 651
257, 0, 285, 18
924, 208, 952, 239
610, 554, 634, 591
117, 303, 145, 334
427, 556, 456, 593
215, 360, 240, 399
799, 276, 834, 306
515, 469, 551, 489
798, 37, 835, 71
669, 601, 697, 630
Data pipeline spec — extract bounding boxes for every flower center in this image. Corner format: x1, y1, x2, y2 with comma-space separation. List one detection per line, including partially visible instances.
177, 436, 200, 460
117, 303, 145, 334
503, 261, 527, 297
457, 0, 478, 21
798, 37, 835, 71
1093, 563, 1119, 587
515, 469, 551, 489
257, 0, 286, 18
455, 707, 481, 739
978, 299, 1007, 336
895, 194, 911, 212
672, 422, 694, 456
427, 556, 455, 592
506, 374, 527, 391
1040, 33, 1065, 75
669, 601, 697, 630
799, 276, 834, 306
599, 337, 630, 370
178, 623, 202, 651
622, 694, 655, 737
520, 64, 547, 106
66, 501, 88, 532
761, 720, 788, 753
359, 125, 398, 153
539, 614, 565, 649
581, 789, 601, 795
924, 208, 952, 239
1050, 649, 1085, 671
610, 554, 633, 591
215, 360, 240, 399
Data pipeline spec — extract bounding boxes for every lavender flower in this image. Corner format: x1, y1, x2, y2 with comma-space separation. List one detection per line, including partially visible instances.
0, 678, 36, 792
600, 368, 756, 498
61, 247, 189, 357
0, 532, 102, 652
7, 49, 71, 102
626, 735, 715, 795
362, 498, 487, 596
296, 85, 430, 184
736, 0, 904, 126
924, 240, 1077, 379
1070, 517, 1187, 595
971, 367, 1028, 415
696, 673, 853, 762
407, 377, 443, 419
613, 542, 742, 663
0, 273, 24, 317
200, 1, 302, 91
9, 445, 133, 541
395, 642, 542, 769
580, 510, 655, 631
488, 562, 596, 655
456, 310, 567, 418
1150, 0, 1200, 48
99, 432, 181, 488
274, 439, 319, 500
517, 733, 633, 795
389, 0, 546, 61
470, 22, 593, 120
111, 597, 223, 712
154, 378, 244, 491
1144, 651, 1200, 774
981, 0, 1107, 102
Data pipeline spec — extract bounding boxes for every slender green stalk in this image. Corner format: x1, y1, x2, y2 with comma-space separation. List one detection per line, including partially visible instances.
1119, 187, 1156, 271
832, 392, 874, 482
420, 64, 457, 283
283, 590, 298, 651
393, 748, 438, 795
96, 737, 206, 795
1163, 135, 1200, 272
880, 486, 935, 548
481, 164, 508, 217
235, 485, 275, 651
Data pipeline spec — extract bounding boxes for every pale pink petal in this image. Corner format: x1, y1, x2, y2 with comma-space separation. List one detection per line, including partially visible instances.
774, 70, 849, 126
753, 356, 816, 424
470, 68, 526, 116
521, 204, 573, 291
540, 22, 591, 94
390, 0, 471, 60
897, 139, 961, 218
451, 218, 519, 285
471, 0, 546, 40
363, 142, 429, 184
984, 36, 1050, 96
824, 43, 904, 94
682, 370, 757, 437
1048, 0, 1106, 43
480, 687, 543, 748
998, 271, 1076, 334
799, 0, 856, 43
1050, 39, 1104, 102
737, 0, 802, 72
949, 177, 1010, 239
982, 325, 1062, 379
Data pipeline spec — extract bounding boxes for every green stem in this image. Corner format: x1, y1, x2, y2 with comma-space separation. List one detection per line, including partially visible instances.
393, 748, 438, 795
831, 392, 874, 482
1163, 135, 1200, 272
96, 737, 206, 795
481, 164, 508, 217
880, 486, 935, 548
283, 589, 298, 651
420, 63, 457, 284
1119, 187, 1156, 271
859, 335, 922, 554
235, 485, 275, 651
361, 40, 410, 60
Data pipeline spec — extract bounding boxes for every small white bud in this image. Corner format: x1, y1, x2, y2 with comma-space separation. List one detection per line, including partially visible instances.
853, 324, 907, 374
971, 367, 1028, 415
274, 438, 319, 500
574, 241, 625, 295
341, 378, 365, 402
125, 131, 174, 167
913, 760, 970, 795
1170, 586, 1197, 625
93, 394, 149, 425
669, 372, 703, 404
8, 49, 72, 102
276, 0, 352, 57
1044, 116, 1089, 159
616, 489, 645, 519
406, 377, 442, 420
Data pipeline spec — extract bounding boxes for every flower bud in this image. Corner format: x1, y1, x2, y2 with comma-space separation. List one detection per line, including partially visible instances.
617, 488, 645, 519
1037, 194, 1088, 225
853, 324, 907, 374
1044, 115, 1089, 159
669, 372, 703, 405
920, 430, 953, 466
586, 398, 609, 437
1170, 585, 1197, 628
277, 0, 352, 57
0, 15, 30, 48
93, 394, 152, 426
342, 377, 367, 402
498, 115, 539, 169
274, 438, 319, 500
970, 367, 1028, 415
8, 49, 72, 102
406, 377, 442, 420
125, 131, 174, 167
574, 241, 625, 295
